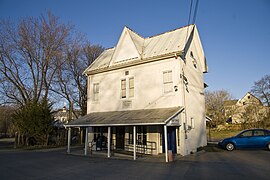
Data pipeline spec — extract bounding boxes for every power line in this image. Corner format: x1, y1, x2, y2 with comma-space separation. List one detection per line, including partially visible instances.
185, 0, 200, 45
187, 0, 193, 26
192, 0, 200, 24
185, 0, 194, 44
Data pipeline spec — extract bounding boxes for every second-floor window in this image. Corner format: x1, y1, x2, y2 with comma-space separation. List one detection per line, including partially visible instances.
163, 70, 173, 93
93, 83, 99, 101
129, 77, 134, 98
121, 79, 126, 98
121, 77, 134, 99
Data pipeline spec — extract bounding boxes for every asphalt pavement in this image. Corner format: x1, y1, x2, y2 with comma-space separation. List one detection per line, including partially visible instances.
0, 144, 269, 180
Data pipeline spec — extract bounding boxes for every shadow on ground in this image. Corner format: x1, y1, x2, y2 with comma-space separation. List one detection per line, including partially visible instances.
199, 142, 225, 152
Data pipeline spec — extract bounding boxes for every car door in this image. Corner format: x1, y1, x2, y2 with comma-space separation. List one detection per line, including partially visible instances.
251, 130, 267, 148
234, 130, 253, 148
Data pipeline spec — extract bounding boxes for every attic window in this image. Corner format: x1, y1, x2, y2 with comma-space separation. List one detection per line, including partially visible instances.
125, 71, 129, 76
248, 96, 250, 99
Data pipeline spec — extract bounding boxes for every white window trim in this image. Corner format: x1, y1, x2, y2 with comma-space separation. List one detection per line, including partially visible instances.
92, 82, 99, 103
120, 76, 135, 99
162, 70, 174, 95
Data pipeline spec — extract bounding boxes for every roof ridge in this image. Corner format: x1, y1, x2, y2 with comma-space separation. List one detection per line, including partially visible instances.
146, 24, 194, 39
124, 26, 145, 39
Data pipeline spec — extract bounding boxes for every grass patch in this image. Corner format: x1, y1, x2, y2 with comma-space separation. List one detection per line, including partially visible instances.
207, 129, 242, 140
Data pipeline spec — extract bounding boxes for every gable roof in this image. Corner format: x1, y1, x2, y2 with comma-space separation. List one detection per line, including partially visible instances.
84, 24, 199, 74
236, 92, 263, 106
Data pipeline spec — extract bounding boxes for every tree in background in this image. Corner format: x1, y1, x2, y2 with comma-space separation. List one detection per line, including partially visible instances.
0, 12, 104, 145
0, 105, 15, 137
205, 90, 233, 127
0, 12, 73, 106
13, 99, 54, 146
251, 74, 270, 107
52, 41, 104, 118
250, 74, 270, 128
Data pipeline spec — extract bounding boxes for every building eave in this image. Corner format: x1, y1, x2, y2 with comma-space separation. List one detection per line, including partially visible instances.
86, 51, 183, 75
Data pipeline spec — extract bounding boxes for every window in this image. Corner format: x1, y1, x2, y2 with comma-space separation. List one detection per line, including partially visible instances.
128, 127, 133, 144
239, 130, 252, 137
93, 83, 99, 101
188, 117, 195, 129
137, 126, 147, 145
121, 79, 126, 98
129, 78, 134, 98
163, 70, 173, 93
121, 77, 134, 99
253, 130, 265, 136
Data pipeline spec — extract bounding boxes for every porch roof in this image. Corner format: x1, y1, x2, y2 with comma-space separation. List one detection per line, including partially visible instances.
65, 107, 184, 127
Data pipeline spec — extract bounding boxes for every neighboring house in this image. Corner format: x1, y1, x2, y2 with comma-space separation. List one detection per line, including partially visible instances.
224, 92, 266, 123
65, 24, 208, 161
53, 106, 81, 125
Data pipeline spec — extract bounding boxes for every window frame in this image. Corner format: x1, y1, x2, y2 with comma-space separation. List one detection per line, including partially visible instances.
93, 83, 99, 102
163, 70, 173, 94
120, 76, 135, 99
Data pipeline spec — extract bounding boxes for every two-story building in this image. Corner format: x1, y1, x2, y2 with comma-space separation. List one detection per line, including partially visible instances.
65, 24, 208, 162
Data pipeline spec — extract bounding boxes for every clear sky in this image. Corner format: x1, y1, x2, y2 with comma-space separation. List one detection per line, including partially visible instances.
0, 0, 269, 99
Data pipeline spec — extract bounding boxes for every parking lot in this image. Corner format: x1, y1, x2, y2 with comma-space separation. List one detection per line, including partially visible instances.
0, 146, 269, 180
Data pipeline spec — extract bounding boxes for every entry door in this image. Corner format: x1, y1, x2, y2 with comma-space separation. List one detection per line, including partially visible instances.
162, 127, 177, 154
167, 127, 177, 153
116, 127, 125, 149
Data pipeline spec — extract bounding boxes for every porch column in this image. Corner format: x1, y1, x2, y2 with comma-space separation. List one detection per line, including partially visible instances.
133, 126, 136, 160
84, 127, 88, 156
107, 126, 111, 158
164, 125, 168, 163
67, 127, 71, 153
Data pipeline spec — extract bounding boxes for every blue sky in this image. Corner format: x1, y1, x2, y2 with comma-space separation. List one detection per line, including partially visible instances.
1, 0, 270, 99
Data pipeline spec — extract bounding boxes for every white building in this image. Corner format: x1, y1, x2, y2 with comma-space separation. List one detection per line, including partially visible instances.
65, 24, 208, 162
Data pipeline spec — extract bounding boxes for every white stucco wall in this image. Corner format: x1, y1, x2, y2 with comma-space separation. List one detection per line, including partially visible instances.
87, 57, 183, 113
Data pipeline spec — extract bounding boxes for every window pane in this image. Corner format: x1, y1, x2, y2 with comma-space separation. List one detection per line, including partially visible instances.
167, 71, 172, 82
121, 79, 126, 98
93, 83, 99, 101
121, 89, 126, 98
163, 71, 173, 93
163, 72, 168, 82
240, 131, 252, 137
121, 79, 126, 89
253, 130, 264, 136
129, 78, 134, 97
129, 88, 134, 97
129, 78, 134, 88
164, 82, 173, 93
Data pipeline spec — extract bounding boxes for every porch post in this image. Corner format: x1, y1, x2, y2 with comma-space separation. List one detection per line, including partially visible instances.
133, 126, 136, 160
84, 127, 88, 156
164, 125, 168, 163
67, 127, 71, 153
108, 126, 111, 158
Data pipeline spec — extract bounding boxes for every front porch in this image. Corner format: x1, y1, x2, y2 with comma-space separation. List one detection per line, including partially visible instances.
65, 107, 184, 162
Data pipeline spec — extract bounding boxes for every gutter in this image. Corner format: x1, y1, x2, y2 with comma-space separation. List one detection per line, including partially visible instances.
85, 51, 183, 75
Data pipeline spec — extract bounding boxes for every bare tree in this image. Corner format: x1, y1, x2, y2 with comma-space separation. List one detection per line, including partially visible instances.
52, 41, 104, 118
251, 74, 270, 128
0, 105, 15, 137
251, 74, 270, 107
0, 12, 72, 105
205, 90, 233, 126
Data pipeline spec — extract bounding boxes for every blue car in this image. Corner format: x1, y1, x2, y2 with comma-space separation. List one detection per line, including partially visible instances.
218, 128, 270, 151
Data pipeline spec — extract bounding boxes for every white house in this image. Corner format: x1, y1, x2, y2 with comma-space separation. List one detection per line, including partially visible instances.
224, 92, 267, 124
65, 24, 208, 162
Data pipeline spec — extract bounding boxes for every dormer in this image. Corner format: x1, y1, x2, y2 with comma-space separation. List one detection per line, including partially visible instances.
110, 26, 144, 65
